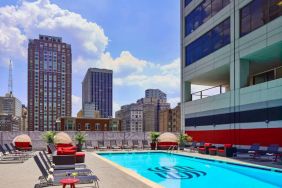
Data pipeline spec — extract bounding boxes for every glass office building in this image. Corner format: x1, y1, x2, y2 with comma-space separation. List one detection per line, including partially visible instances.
181, 0, 282, 146
82, 68, 113, 118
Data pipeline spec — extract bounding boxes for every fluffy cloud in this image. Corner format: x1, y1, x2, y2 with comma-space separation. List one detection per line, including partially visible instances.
72, 95, 82, 115
0, 0, 181, 114
0, 0, 108, 65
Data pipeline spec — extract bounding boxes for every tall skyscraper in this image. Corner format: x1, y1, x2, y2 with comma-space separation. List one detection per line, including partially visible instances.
82, 68, 113, 118
181, 0, 282, 145
28, 35, 72, 131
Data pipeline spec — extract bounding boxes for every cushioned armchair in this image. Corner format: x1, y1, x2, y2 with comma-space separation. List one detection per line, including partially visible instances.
217, 144, 237, 157
198, 143, 215, 154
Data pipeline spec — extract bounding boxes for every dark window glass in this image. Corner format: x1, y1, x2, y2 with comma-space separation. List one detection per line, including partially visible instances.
185, 0, 193, 7
185, 0, 230, 36
185, 18, 230, 66
240, 0, 282, 37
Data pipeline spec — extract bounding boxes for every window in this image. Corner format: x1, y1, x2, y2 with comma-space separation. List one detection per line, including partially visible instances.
77, 123, 81, 130
185, 18, 230, 66
85, 123, 91, 130
95, 123, 100, 131
185, 0, 192, 7
185, 0, 230, 36
240, 0, 282, 37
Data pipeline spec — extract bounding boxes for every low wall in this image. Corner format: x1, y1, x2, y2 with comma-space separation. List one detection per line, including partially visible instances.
0, 131, 178, 150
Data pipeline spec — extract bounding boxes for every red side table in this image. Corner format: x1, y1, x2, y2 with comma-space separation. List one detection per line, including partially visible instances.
60, 178, 79, 188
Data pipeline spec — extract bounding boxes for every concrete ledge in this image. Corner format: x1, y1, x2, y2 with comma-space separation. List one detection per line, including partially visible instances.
92, 152, 163, 188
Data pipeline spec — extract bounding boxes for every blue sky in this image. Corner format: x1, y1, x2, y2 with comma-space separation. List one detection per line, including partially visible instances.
0, 0, 181, 116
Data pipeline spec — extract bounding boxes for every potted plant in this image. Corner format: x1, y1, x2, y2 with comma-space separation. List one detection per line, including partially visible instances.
150, 132, 160, 150
42, 131, 56, 153
178, 133, 188, 150
75, 132, 87, 152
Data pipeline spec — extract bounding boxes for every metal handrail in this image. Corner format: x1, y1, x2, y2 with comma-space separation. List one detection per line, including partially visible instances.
167, 145, 177, 153
191, 83, 228, 99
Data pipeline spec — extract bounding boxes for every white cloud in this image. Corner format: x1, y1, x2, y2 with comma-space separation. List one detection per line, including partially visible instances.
0, 0, 108, 64
0, 0, 182, 113
72, 95, 82, 116
113, 101, 121, 117
168, 97, 180, 108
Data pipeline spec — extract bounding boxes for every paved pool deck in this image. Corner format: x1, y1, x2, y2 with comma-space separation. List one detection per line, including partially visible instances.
0, 150, 281, 188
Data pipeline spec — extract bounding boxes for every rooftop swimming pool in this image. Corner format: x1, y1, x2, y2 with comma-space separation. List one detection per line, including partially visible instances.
99, 152, 282, 188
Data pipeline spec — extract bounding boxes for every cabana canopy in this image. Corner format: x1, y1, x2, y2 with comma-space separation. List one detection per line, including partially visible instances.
13, 134, 32, 144
54, 132, 72, 144
157, 132, 178, 143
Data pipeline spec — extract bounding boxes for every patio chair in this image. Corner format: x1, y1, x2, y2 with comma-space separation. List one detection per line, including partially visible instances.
98, 141, 107, 150
247, 144, 260, 159
10, 143, 34, 155
34, 155, 99, 187
5, 143, 33, 158
132, 140, 142, 149
142, 140, 151, 150
0, 144, 24, 162
122, 140, 131, 149
85, 140, 93, 150
110, 140, 121, 150
187, 141, 197, 152
42, 150, 86, 170
198, 143, 215, 154
216, 144, 237, 157
261, 144, 280, 161
38, 152, 91, 176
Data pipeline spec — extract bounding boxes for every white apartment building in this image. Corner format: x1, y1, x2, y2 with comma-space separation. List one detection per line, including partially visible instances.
181, 0, 282, 146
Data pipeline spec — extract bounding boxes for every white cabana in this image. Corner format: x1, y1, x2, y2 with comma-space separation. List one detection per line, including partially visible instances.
157, 132, 178, 143
54, 132, 72, 144
13, 134, 32, 143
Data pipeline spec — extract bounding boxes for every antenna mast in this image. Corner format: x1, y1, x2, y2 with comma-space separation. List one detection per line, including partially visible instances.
8, 59, 13, 95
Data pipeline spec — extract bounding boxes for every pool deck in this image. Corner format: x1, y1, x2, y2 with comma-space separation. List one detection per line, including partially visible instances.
0, 150, 281, 188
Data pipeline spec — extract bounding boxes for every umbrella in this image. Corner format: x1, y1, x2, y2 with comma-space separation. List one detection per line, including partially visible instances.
54, 132, 72, 144
157, 132, 178, 143
13, 134, 32, 144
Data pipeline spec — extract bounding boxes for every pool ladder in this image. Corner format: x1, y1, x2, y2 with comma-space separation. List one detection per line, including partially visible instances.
167, 145, 178, 153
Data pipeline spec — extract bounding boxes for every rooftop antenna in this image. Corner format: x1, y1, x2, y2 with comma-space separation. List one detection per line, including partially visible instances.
8, 59, 13, 95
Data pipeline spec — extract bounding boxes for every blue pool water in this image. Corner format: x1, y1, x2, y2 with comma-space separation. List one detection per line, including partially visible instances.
99, 152, 282, 188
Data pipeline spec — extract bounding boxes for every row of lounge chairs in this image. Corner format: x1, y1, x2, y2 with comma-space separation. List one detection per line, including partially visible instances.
0, 143, 34, 163
185, 142, 281, 161
85, 140, 151, 150
34, 150, 99, 187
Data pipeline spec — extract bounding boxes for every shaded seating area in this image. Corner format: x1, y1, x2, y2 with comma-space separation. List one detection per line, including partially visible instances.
198, 143, 214, 154
216, 144, 237, 157
13, 134, 32, 151
157, 132, 178, 150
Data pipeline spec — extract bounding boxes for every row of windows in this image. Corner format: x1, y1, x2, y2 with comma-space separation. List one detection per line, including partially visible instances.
185, 0, 192, 7
185, 0, 230, 36
185, 18, 230, 66
240, 0, 282, 37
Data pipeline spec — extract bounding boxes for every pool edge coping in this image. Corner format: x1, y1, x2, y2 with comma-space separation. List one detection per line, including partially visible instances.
92, 152, 164, 188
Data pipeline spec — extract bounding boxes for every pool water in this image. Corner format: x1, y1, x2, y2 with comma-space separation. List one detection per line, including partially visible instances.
99, 152, 282, 188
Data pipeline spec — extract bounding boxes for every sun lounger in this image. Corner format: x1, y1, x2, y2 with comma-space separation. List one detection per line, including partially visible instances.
142, 140, 151, 150
5, 143, 33, 158
247, 144, 260, 159
132, 140, 142, 149
38, 152, 91, 176
0, 145, 25, 162
110, 140, 121, 150
122, 140, 131, 149
42, 150, 87, 170
34, 155, 99, 187
98, 141, 107, 150
260, 144, 280, 161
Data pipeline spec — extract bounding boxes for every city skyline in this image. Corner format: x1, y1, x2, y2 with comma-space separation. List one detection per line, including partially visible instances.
0, 0, 182, 116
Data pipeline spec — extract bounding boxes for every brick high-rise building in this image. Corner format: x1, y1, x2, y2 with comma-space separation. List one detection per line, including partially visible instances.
82, 68, 113, 118
28, 35, 72, 131
159, 103, 181, 132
